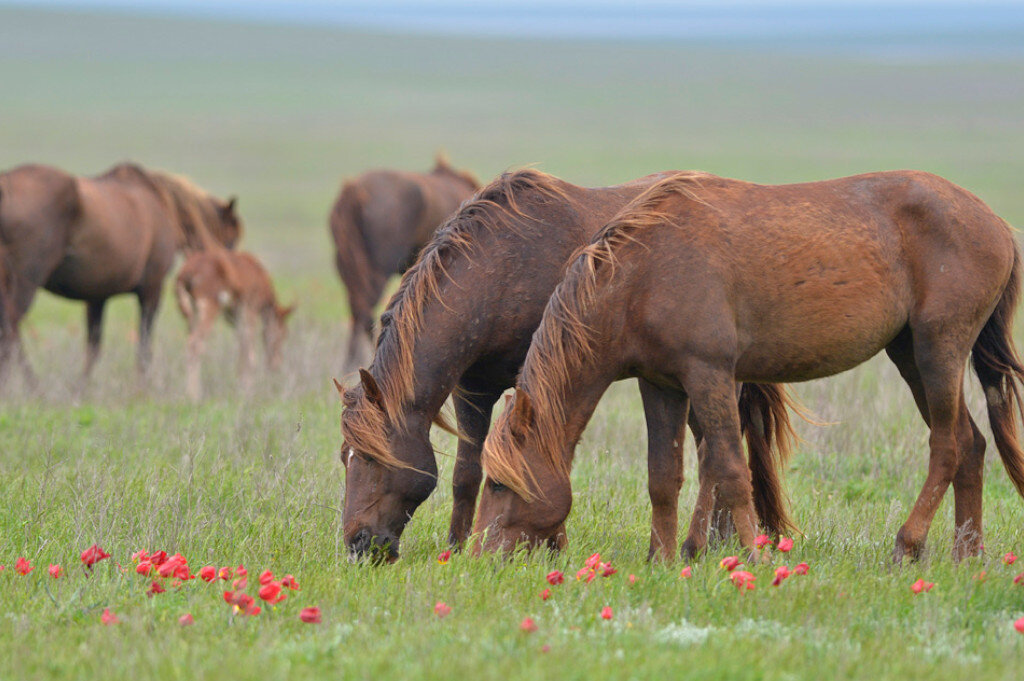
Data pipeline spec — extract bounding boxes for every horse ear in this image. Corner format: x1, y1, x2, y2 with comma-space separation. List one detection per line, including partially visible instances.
278, 303, 297, 321
224, 196, 237, 216
359, 368, 385, 410
509, 388, 534, 432
332, 378, 345, 398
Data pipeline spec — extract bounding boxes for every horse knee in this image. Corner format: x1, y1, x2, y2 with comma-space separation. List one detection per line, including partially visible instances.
649, 473, 684, 508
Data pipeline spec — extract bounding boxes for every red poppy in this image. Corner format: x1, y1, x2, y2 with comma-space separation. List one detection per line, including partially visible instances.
282, 574, 300, 590
299, 607, 322, 624
1003, 552, 1018, 565
730, 570, 756, 592
233, 576, 248, 590
777, 537, 794, 553
259, 581, 287, 605
218, 566, 233, 580
48, 564, 63, 579
541, 645, 551, 653
546, 570, 564, 585
149, 551, 168, 566
793, 562, 810, 576
199, 566, 217, 582
910, 579, 934, 594
771, 565, 791, 587
179, 613, 194, 627
223, 590, 236, 605
434, 601, 452, 619
540, 588, 552, 600
1015, 617, 1024, 634
81, 544, 111, 569
576, 567, 596, 583
258, 570, 274, 586
680, 566, 692, 579
437, 551, 452, 565
520, 617, 538, 633
135, 561, 152, 576
754, 534, 770, 549
585, 553, 602, 570
235, 565, 248, 577
1013, 573, 1023, 585
131, 550, 149, 563
974, 571, 988, 582
600, 606, 613, 620
720, 556, 742, 572
15, 557, 33, 575
628, 574, 636, 585
148, 581, 166, 597
101, 608, 119, 625
600, 563, 618, 578
243, 603, 261, 617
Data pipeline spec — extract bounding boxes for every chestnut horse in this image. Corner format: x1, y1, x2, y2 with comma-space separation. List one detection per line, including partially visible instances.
0, 162, 242, 381
475, 170, 1024, 563
175, 250, 295, 401
339, 169, 799, 562
329, 155, 479, 372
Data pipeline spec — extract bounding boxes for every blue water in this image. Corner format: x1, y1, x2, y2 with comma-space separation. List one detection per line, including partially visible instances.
9, 1, 1024, 57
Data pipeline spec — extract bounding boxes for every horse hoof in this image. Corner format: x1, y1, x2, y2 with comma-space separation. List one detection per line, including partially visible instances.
680, 539, 704, 561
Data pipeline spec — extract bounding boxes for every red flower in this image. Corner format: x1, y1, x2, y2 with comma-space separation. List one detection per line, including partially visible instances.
600, 606, 613, 620
81, 544, 111, 569
243, 603, 261, 617
299, 607, 322, 624
754, 534, 770, 549
149, 551, 168, 566
546, 570, 564, 585
282, 574, 300, 590
520, 617, 538, 633
136, 562, 152, 576
434, 601, 452, 619
540, 588, 551, 600
258, 570, 274, 586
974, 571, 988, 582
101, 608, 119, 625
1013, 573, 1023, 586
720, 556, 742, 572
437, 551, 452, 565
48, 564, 63, 579
233, 577, 248, 590
179, 613, 194, 627
628, 574, 636, 585
600, 563, 618, 578
730, 570, 756, 592
235, 565, 248, 577
199, 566, 217, 582
793, 562, 810, 576
259, 581, 286, 604
218, 566, 233, 580
1003, 552, 1018, 565
910, 579, 934, 594
148, 581, 166, 597
576, 566, 596, 583
131, 550, 149, 563
15, 557, 33, 575
585, 553, 602, 570
777, 537, 794, 553
680, 566, 692, 579
223, 590, 236, 605
1015, 617, 1024, 634
771, 565, 791, 587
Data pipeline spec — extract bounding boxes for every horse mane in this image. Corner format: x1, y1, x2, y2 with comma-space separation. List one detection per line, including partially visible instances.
100, 162, 227, 251
340, 168, 573, 468
431, 153, 481, 191
482, 171, 714, 498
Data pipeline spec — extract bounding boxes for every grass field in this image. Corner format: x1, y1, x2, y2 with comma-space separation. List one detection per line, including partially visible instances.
2, 5, 1024, 680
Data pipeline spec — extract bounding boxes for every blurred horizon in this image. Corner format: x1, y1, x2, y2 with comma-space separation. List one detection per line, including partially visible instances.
4, 0, 1024, 57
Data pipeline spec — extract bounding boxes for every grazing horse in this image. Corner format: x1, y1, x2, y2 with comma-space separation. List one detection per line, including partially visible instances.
474, 170, 1024, 563
175, 250, 295, 401
339, 169, 799, 563
329, 156, 479, 372
0, 162, 242, 381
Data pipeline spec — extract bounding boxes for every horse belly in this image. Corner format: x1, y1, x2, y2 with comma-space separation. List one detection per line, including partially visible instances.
44, 222, 149, 299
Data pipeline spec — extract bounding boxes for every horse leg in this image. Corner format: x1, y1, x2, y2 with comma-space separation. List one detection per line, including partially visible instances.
136, 286, 161, 377
236, 306, 259, 389
82, 299, 106, 381
447, 387, 501, 548
885, 329, 984, 561
638, 378, 688, 562
185, 298, 219, 402
682, 367, 759, 558
891, 327, 967, 563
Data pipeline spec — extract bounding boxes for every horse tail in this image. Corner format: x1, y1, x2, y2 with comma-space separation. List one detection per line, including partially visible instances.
330, 181, 379, 321
738, 383, 798, 536
972, 241, 1024, 499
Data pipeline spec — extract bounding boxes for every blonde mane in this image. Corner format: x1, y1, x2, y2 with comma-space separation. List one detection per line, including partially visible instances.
482, 171, 714, 498
340, 169, 573, 467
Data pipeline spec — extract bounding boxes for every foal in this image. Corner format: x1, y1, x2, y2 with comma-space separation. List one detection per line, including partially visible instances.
175, 251, 294, 400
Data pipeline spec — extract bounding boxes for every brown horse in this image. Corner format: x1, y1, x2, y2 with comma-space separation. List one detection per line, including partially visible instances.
339, 168, 799, 563
474, 170, 1024, 563
0, 162, 242, 381
329, 155, 479, 372
175, 250, 295, 401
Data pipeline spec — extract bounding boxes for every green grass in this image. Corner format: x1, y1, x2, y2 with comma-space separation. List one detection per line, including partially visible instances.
2, 6, 1024, 680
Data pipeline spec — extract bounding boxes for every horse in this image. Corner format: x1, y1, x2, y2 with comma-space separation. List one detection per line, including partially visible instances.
474, 170, 1024, 563
0, 162, 242, 382
338, 168, 800, 563
329, 155, 479, 373
175, 250, 295, 401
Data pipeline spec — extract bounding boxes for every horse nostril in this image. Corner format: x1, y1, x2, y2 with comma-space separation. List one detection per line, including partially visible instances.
350, 528, 372, 555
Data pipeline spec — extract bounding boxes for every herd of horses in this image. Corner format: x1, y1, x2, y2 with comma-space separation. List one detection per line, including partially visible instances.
2, 156, 1023, 565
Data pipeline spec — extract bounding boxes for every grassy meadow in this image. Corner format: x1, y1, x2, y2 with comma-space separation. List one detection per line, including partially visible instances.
1, 5, 1024, 679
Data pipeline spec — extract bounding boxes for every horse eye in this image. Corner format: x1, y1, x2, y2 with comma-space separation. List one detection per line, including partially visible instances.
490, 480, 508, 492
